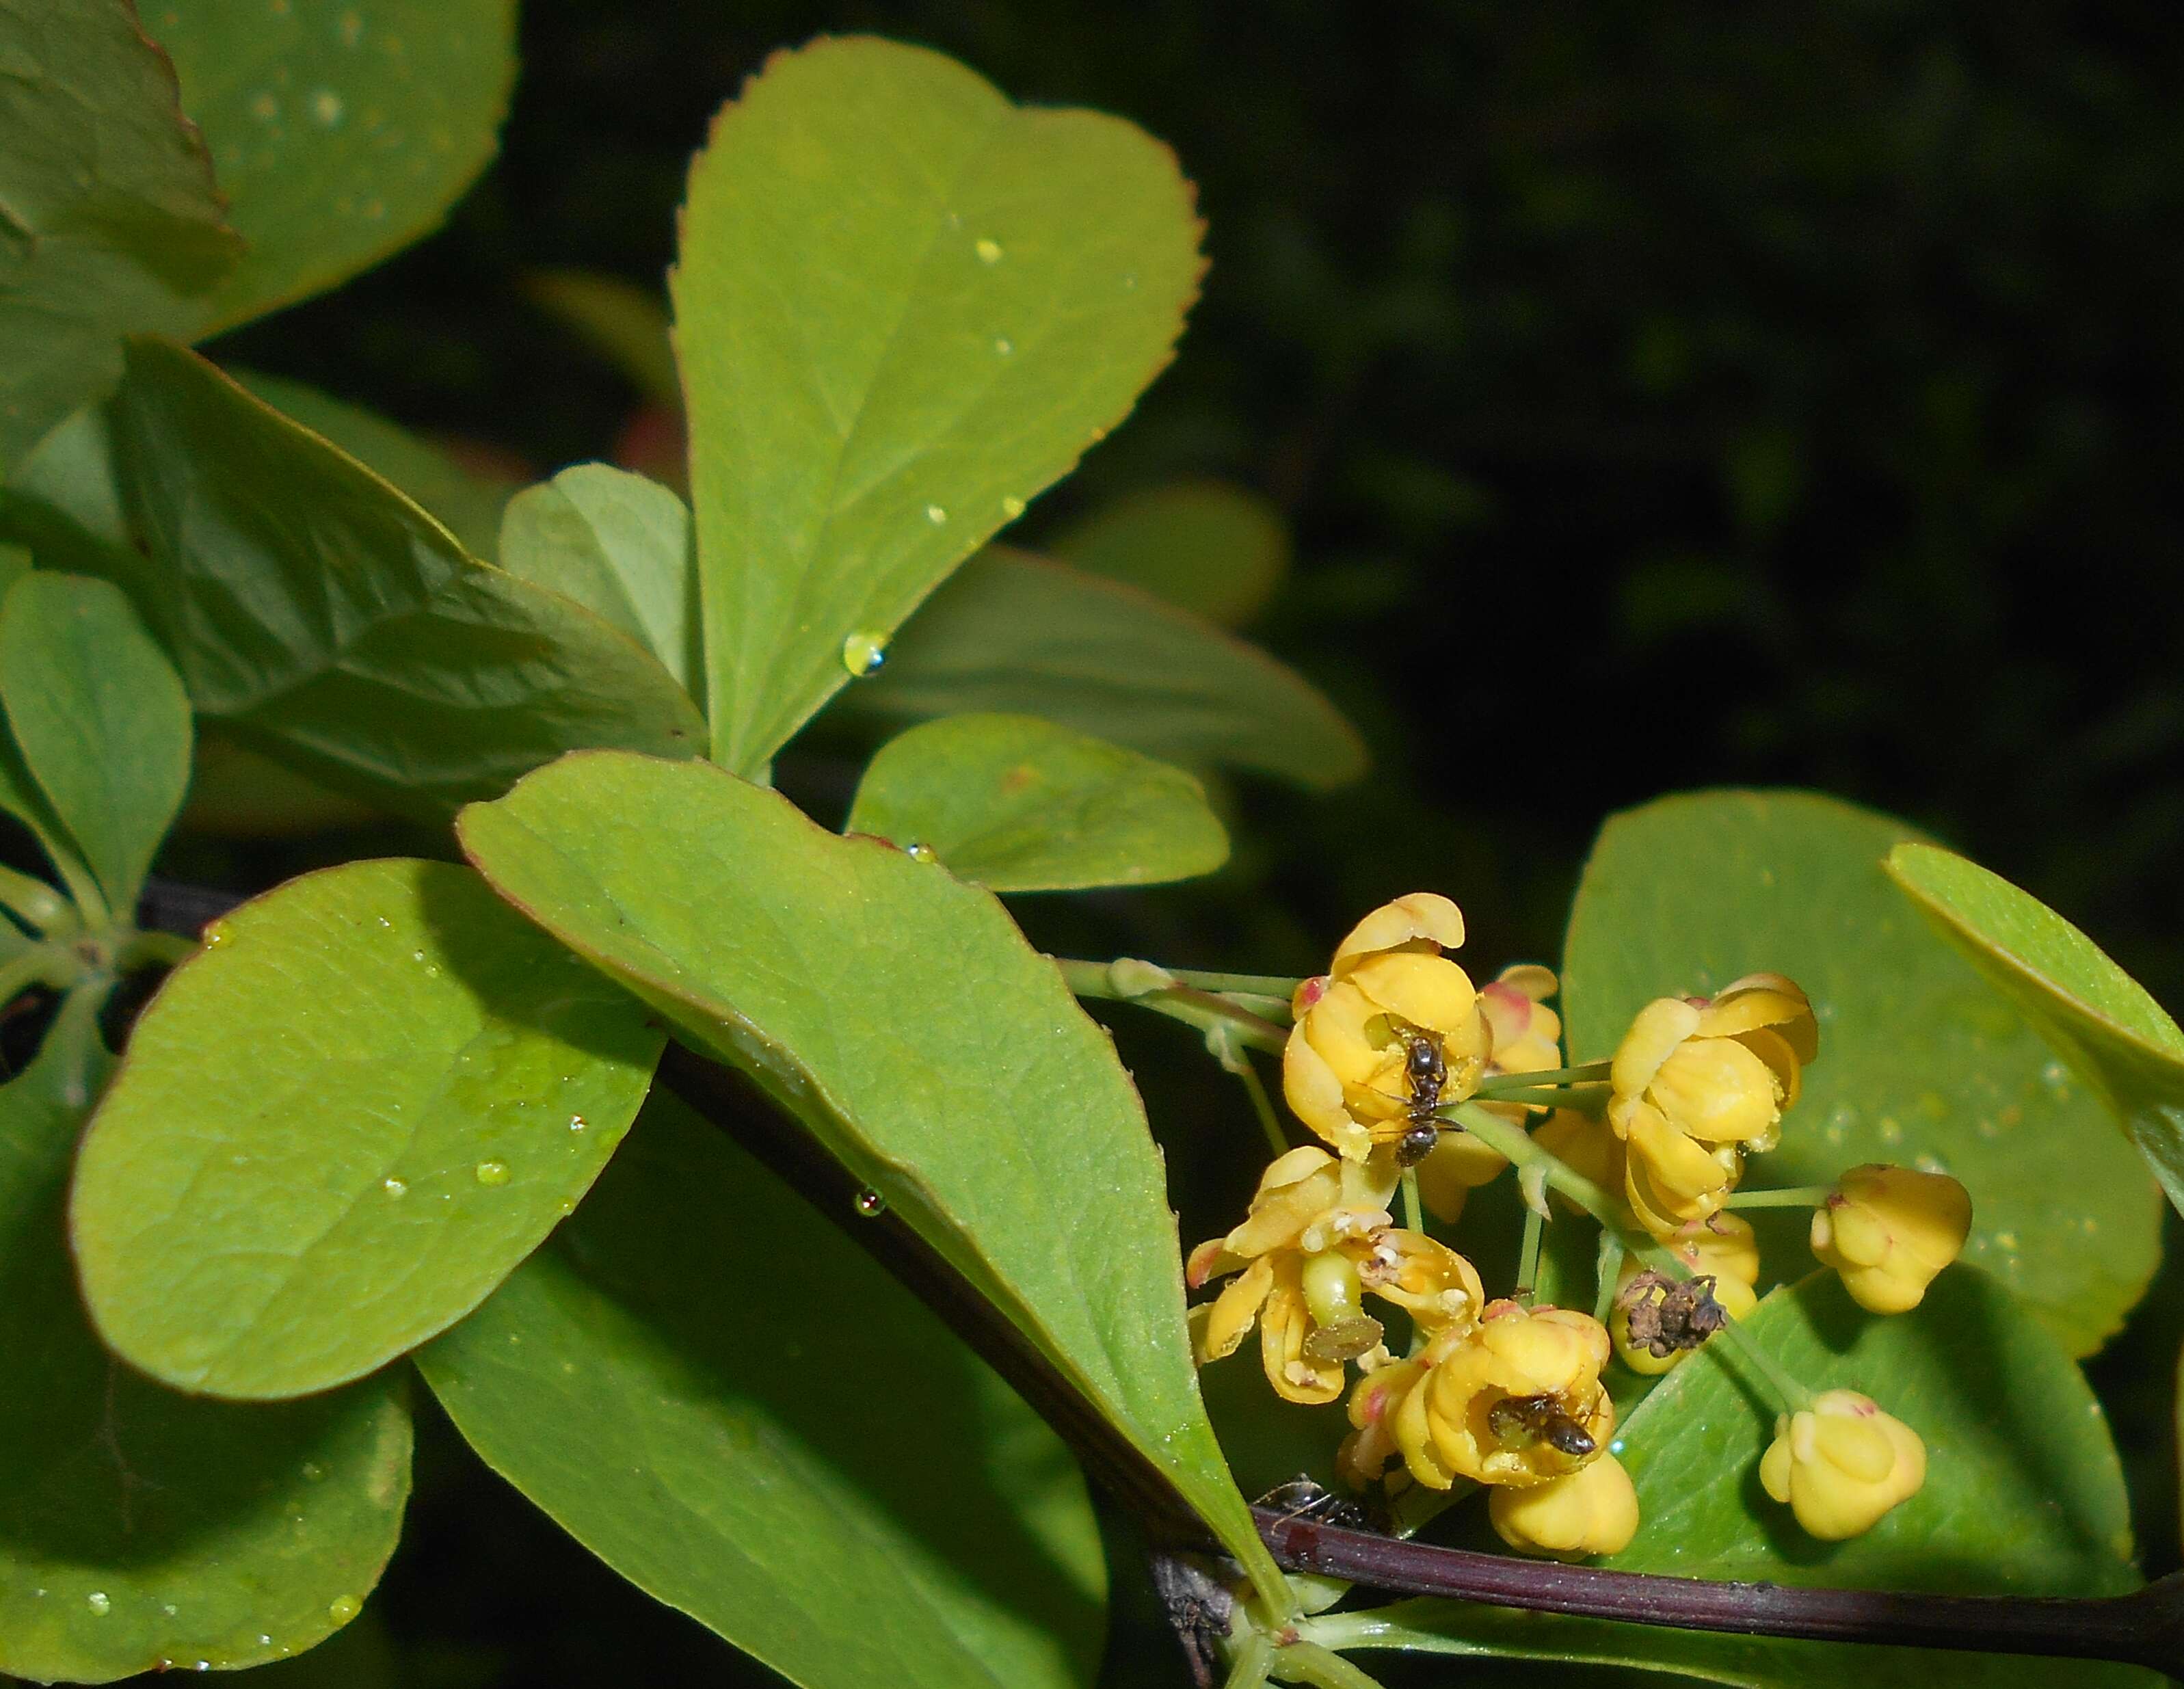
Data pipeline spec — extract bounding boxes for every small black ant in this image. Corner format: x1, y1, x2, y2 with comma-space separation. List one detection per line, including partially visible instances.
1395, 1028, 1446, 1167
1486, 1392, 1598, 1459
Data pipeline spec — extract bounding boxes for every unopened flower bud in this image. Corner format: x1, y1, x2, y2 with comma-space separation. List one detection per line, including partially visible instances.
1811, 1164, 1972, 1314
1489, 1452, 1641, 1559
1759, 1389, 1926, 1540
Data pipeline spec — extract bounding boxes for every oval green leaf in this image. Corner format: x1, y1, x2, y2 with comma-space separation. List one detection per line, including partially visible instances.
146, 0, 518, 334
455, 749, 1282, 1597
1, 988, 411, 1684
1562, 790, 2161, 1357
846, 713, 1228, 892
421, 1091, 1105, 1689
1052, 477, 1290, 626
0, 0, 241, 466
498, 464, 698, 694
671, 36, 1205, 775
0, 570, 191, 915
842, 547, 1368, 790
70, 857, 665, 1398
106, 338, 704, 816
1886, 841, 2184, 1221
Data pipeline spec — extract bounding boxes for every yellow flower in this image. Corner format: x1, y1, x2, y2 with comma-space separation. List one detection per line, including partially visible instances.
1404, 1301, 1616, 1490
1489, 1452, 1641, 1559
1608, 974, 1817, 1231
1188, 1146, 1395, 1403
1609, 1258, 1758, 1376
1283, 894, 1490, 1161
1759, 1389, 1926, 1540
1658, 1211, 1762, 1290
1188, 1147, 1484, 1405
1337, 1356, 1428, 1491
1811, 1164, 1972, 1314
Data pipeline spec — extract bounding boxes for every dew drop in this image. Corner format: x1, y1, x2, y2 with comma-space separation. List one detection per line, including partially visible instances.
204, 924, 230, 948
840, 630, 888, 677
85, 1591, 111, 1615
904, 842, 937, 864
310, 90, 344, 127
853, 1188, 887, 1217
410, 949, 426, 963
993, 336, 1013, 356
257, 1634, 274, 1647
161, 1602, 176, 1616
379, 1173, 405, 1197
974, 237, 1003, 264
924, 503, 948, 524
474, 1160, 511, 1186
328, 1595, 360, 1624
1000, 496, 1026, 520
301, 1460, 325, 1482
375, 915, 392, 929
568, 1114, 588, 1132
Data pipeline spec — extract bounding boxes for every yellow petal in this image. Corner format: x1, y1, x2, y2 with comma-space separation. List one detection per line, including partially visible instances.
1701, 973, 1820, 1063
1610, 998, 1701, 1099
1648, 1035, 1782, 1143
1283, 1025, 1370, 1160
1333, 893, 1465, 972
1198, 1255, 1275, 1362
1489, 1453, 1640, 1559
1261, 1262, 1344, 1405
1346, 953, 1484, 1052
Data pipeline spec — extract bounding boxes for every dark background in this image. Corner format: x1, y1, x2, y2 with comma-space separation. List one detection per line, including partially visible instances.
200, 2, 2184, 1683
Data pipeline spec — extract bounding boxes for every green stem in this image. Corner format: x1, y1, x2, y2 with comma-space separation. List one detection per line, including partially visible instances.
114, 928, 198, 972
0, 942, 85, 1007
1470, 1082, 1608, 1111
1055, 958, 1288, 1054
1399, 1167, 1424, 1235
1233, 1046, 1290, 1159
1448, 1103, 1813, 1413
1269, 1640, 1389, 1689
1592, 1232, 1625, 1324
1724, 1184, 1831, 1209
1150, 965, 1305, 1004
1223, 1632, 1274, 1689
1514, 1200, 1545, 1301
1474, 1061, 1610, 1093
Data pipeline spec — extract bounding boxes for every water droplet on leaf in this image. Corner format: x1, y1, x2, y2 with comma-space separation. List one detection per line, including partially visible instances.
474, 1160, 511, 1186
1000, 496, 1026, 520
904, 842, 937, 864
974, 237, 1002, 264
853, 1188, 886, 1217
568, 1114, 587, 1132
328, 1595, 360, 1624
993, 336, 1013, 356
310, 90, 343, 126
840, 631, 888, 677
924, 503, 948, 524
85, 1591, 111, 1615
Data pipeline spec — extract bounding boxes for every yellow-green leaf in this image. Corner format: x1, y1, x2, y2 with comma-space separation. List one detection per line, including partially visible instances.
70, 858, 665, 1398
455, 749, 1283, 1598
846, 713, 1228, 892
1886, 841, 2184, 1221
671, 36, 1204, 775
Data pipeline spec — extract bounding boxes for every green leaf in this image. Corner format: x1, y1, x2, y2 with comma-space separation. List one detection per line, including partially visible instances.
181, 731, 383, 839
498, 465, 699, 695
455, 749, 1283, 1597
1309, 1269, 2156, 1688
0, 0, 241, 466
0, 987, 412, 1684
236, 368, 514, 561
523, 268, 681, 410
1885, 842, 2184, 1221
0, 571, 192, 915
1052, 477, 1290, 626
107, 338, 705, 816
1613, 1271, 2136, 1590
421, 1091, 1106, 1689
1562, 790, 2161, 1357
671, 36, 1205, 775
145, 0, 518, 334
846, 713, 1228, 892
69, 857, 665, 1398
843, 548, 1368, 790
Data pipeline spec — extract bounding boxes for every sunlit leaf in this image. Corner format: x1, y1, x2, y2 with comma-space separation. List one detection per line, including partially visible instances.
1, 987, 411, 1684
1886, 842, 2184, 1221
456, 749, 1283, 1597
106, 338, 704, 816
1562, 790, 2160, 1357
498, 465, 699, 695
146, 0, 517, 333
0, 0, 241, 466
422, 1092, 1106, 1689
1052, 477, 1289, 626
842, 548, 1366, 790
70, 858, 664, 1398
672, 36, 1204, 775
846, 713, 1227, 892
0, 571, 191, 915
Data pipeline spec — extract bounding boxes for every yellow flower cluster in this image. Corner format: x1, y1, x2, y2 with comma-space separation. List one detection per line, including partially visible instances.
1188, 893, 1982, 1560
